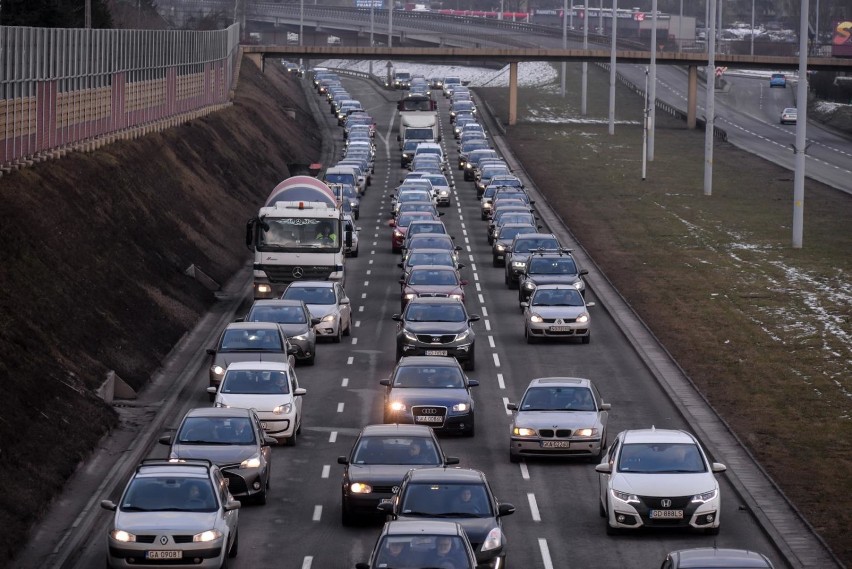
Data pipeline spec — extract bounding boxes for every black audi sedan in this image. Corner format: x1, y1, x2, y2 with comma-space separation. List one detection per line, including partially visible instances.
393, 297, 480, 370
381, 356, 478, 436
337, 424, 458, 525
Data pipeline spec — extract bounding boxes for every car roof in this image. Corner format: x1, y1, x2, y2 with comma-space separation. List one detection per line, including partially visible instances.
185, 406, 255, 419
528, 377, 592, 388
406, 467, 486, 483
286, 280, 335, 288
360, 424, 438, 437
398, 355, 462, 367
622, 428, 696, 445
407, 297, 464, 306
409, 264, 456, 272
224, 321, 282, 331
224, 360, 292, 372
251, 299, 305, 308
135, 460, 213, 478
384, 520, 465, 537
671, 548, 774, 568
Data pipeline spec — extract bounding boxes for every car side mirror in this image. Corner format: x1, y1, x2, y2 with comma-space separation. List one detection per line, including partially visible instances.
536, 225, 543, 230
457, 263, 466, 269
712, 463, 727, 473
586, 302, 596, 308
224, 500, 242, 511
337, 456, 349, 465
206, 387, 217, 396
311, 317, 322, 326
379, 379, 391, 386
467, 379, 479, 387
506, 402, 518, 411
206, 348, 216, 355
398, 262, 404, 268
263, 435, 278, 446
234, 316, 245, 322
579, 269, 589, 276
444, 456, 460, 465
520, 302, 529, 308
294, 388, 307, 396
377, 502, 394, 515
595, 463, 612, 473
399, 279, 406, 285
100, 500, 117, 511
288, 345, 299, 356
454, 246, 462, 251
468, 315, 481, 322
600, 403, 611, 411
392, 314, 402, 321
388, 219, 397, 227
498, 503, 516, 517
340, 297, 350, 305
460, 280, 469, 286
158, 435, 172, 446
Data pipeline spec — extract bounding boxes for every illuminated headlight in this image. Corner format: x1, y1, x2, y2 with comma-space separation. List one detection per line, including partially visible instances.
338, 113, 345, 119
455, 329, 471, 342
512, 261, 526, 268
110, 530, 136, 543
612, 490, 640, 504
692, 489, 718, 503
573, 281, 585, 290
439, 190, 449, 196
240, 455, 262, 469
576, 313, 590, 324
321, 314, 336, 323
450, 294, 463, 300
256, 284, 272, 294
193, 529, 222, 543
402, 329, 418, 341
211, 365, 225, 378
402, 153, 410, 159
290, 332, 309, 341
529, 314, 544, 323
483, 203, 492, 209
452, 403, 469, 412
394, 230, 404, 238
404, 293, 417, 300
573, 428, 599, 437
350, 482, 372, 494
465, 163, 472, 169
273, 403, 293, 415
496, 244, 505, 251
513, 427, 536, 436
481, 527, 503, 551
390, 401, 407, 412
523, 281, 536, 290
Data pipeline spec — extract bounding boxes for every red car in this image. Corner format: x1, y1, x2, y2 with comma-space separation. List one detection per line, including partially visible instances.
389, 211, 438, 253
400, 265, 467, 311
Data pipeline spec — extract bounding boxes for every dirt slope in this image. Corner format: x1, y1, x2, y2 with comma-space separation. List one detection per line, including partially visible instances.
0, 59, 321, 566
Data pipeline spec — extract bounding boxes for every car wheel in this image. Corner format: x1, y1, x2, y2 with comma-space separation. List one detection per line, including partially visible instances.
392, 245, 400, 254
525, 326, 537, 344
396, 346, 403, 361
351, 248, 359, 258
599, 499, 607, 518
605, 517, 620, 536
332, 325, 342, 343
208, 391, 216, 403
504, 272, 509, 285
305, 351, 316, 366
286, 429, 298, 446
705, 525, 721, 536
492, 256, 499, 267
255, 487, 267, 506
582, 333, 591, 345
355, 211, 359, 220
464, 349, 475, 371
228, 529, 239, 558
464, 421, 475, 437
296, 416, 302, 434
343, 317, 351, 336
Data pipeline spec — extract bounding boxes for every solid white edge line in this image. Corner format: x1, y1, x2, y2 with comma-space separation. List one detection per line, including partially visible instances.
528, 493, 541, 522
520, 463, 530, 480
321, 465, 330, 479
538, 538, 553, 569
312, 505, 323, 521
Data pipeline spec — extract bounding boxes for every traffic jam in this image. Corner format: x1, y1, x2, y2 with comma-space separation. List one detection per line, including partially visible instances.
96, 63, 779, 569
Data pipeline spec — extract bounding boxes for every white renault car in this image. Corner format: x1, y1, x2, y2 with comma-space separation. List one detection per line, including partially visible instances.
595, 428, 726, 535
208, 361, 306, 446
281, 280, 352, 343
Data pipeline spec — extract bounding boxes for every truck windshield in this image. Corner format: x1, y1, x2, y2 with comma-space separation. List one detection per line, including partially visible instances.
400, 99, 433, 111
406, 128, 434, 140
258, 218, 341, 252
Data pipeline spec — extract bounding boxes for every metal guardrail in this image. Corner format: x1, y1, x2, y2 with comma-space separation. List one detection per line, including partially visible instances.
0, 24, 241, 173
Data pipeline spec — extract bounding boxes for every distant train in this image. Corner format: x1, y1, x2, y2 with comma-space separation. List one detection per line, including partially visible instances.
433, 9, 531, 21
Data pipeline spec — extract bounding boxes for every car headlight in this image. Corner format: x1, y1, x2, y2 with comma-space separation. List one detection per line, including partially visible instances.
452, 403, 469, 412
576, 313, 590, 324
350, 482, 372, 494
496, 244, 505, 251
256, 284, 272, 294
240, 455, 262, 469
290, 332, 309, 341
110, 530, 136, 542
523, 281, 536, 290
513, 427, 536, 437
350, 200, 358, 208
481, 527, 503, 551
321, 314, 336, 323
404, 293, 417, 300
455, 329, 471, 342
692, 489, 718, 503
390, 401, 407, 412
273, 402, 293, 415
465, 163, 472, 169
512, 261, 526, 268
573, 281, 585, 290
402, 329, 418, 341
193, 529, 223, 543
394, 230, 404, 238
612, 490, 640, 504
483, 202, 492, 209
439, 190, 449, 196
573, 428, 599, 437
210, 365, 225, 378
402, 153, 410, 159
529, 314, 544, 323
450, 294, 463, 300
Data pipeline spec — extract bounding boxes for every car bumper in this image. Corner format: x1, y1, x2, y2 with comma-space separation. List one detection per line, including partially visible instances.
343, 491, 393, 517
435, 195, 451, 206
510, 436, 603, 458
526, 320, 590, 340
607, 497, 721, 531
220, 466, 267, 499
254, 411, 295, 441
313, 320, 339, 337
107, 541, 225, 568
386, 410, 474, 434
398, 341, 474, 363
288, 337, 316, 361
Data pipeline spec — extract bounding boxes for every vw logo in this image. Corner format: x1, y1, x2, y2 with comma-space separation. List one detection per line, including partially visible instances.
391, 486, 400, 494
160, 536, 169, 545
421, 408, 438, 415
661, 499, 672, 508
292, 267, 304, 279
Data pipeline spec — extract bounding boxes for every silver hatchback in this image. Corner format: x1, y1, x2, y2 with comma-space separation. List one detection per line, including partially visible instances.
522, 285, 594, 344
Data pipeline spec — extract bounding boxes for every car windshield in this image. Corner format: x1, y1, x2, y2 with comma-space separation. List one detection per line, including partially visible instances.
121, 476, 218, 513
424, 175, 449, 187
400, 483, 492, 517
248, 305, 307, 324
220, 328, 283, 351
177, 416, 256, 445
498, 213, 534, 226
393, 365, 465, 388
528, 257, 578, 274
407, 252, 454, 267
409, 224, 445, 236
408, 270, 459, 286
520, 386, 596, 411
531, 288, 584, 307
221, 369, 290, 394
408, 236, 453, 250
405, 303, 466, 322
399, 192, 431, 203
514, 238, 559, 253
351, 436, 440, 465
498, 227, 535, 241
399, 214, 432, 227
283, 286, 336, 305
617, 443, 707, 474
376, 535, 470, 568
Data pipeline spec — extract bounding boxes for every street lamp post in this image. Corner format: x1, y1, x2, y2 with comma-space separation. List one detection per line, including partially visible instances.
581, 0, 588, 115
369, 3, 374, 76
561, 0, 568, 97
704, 0, 717, 196
608, 0, 617, 135
648, 0, 657, 161
750, 0, 755, 55
792, 0, 809, 248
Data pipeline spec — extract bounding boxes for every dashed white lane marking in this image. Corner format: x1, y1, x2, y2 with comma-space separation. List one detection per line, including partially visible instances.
359, 306, 365, 312
341, 377, 349, 387
364, 281, 369, 287
497, 373, 505, 389
347, 356, 354, 365
488, 336, 495, 348
466, 245, 472, 253
302, 557, 314, 569
520, 463, 530, 480
481, 307, 488, 317
493, 353, 501, 368
502, 397, 512, 415
321, 465, 330, 479
355, 320, 361, 327
329, 431, 338, 443
528, 494, 541, 522
312, 505, 323, 521
361, 293, 367, 299
369, 259, 374, 265
374, 233, 378, 238
476, 283, 482, 292
471, 263, 476, 271
538, 539, 553, 569
473, 273, 479, 282
352, 338, 358, 345
484, 319, 491, 331
337, 403, 345, 412
478, 294, 485, 304
366, 270, 371, 275
372, 241, 377, 246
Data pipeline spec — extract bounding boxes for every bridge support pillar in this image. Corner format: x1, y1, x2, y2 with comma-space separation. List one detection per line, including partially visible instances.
687, 64, 697, 129
508, 61, 518, 126
246, 52, 264, 72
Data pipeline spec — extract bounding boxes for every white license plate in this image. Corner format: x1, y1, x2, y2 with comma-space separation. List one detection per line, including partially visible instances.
650, 509, 684, 519
541, 441, 570, 448
549, 326, 571, 332
146, 551, 183, 560
416, 416, 443, 423
380, 498, 393, 504
425, 350, 447, 356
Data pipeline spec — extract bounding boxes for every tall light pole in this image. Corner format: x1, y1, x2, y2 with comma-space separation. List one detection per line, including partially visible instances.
703, 0, 717, 196
642, 67, 649, 180
299, 0, 304, 67
792, 0, 809, 248
581, 0, 589, 115
814, 0, 820, 55
85, 0, 92, 28
648, 0, 657, 161
369, 3, 374, 75
598, 0, 603, 35
608, 0, 617, 135
750, 0, 755, 55
388, 1, 393, 49
678, 0, 683, 52
561, 0, 568, 97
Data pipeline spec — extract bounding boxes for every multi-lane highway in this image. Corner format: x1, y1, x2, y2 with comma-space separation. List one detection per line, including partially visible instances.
44, 71, 812, 569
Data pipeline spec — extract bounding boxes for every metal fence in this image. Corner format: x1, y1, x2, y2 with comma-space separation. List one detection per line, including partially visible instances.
0, 24, 241, 172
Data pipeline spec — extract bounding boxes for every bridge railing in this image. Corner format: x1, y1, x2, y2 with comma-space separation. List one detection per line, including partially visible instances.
0, 23, 241, 173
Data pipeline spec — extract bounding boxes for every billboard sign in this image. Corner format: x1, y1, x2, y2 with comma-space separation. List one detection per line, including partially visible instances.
832, 20, 852, 57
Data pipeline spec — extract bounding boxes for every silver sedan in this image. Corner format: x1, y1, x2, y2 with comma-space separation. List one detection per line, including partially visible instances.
521, 284, 594, 344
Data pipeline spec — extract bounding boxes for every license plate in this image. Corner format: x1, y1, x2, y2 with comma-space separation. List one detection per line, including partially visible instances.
380, 498, 393, 504
541, 441, 570, 448
549, 326, 570, 332
425, 350, 447, 356
416, 416, 443, 423
650, 509, 684, 519
146, 551, 182, 560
